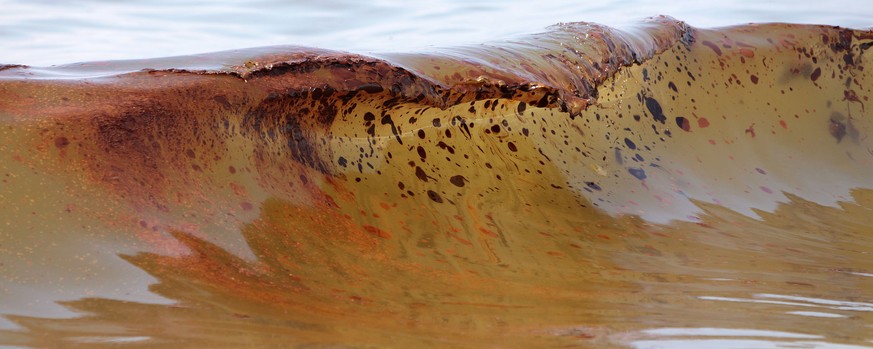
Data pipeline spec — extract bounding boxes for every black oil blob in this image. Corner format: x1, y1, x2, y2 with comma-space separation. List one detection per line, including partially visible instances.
437, 141, 455, 154
535, 94, 551, 108
451, 115, 472, 139
676, 116, 691, 131
644, 97, 666, 124
358, 84, 384, 94
628, 167, 647, 180
427, 190, 444, 203
449, 175, 466, 187
415, 166, 429, 182
624, 138, 637, 150
381, 114, 403, 144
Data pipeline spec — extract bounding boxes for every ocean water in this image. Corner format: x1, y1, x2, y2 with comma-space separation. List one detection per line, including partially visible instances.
2, 2, 873, 349
1, 0, 872, 66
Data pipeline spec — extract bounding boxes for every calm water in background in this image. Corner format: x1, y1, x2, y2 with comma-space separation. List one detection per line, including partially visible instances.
1, 0, 872, 66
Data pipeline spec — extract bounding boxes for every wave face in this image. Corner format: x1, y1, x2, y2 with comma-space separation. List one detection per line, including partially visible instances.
1, 16, 873, 348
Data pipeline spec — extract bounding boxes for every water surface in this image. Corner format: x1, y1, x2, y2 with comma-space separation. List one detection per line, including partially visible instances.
1, 0, 872, 65
1, 4, 873, 349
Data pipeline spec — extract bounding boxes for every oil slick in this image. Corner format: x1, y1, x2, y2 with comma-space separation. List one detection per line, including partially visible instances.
1, 16, 872, 348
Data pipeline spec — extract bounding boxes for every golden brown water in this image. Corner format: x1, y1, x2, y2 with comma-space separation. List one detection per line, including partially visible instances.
1, 17, 873, 348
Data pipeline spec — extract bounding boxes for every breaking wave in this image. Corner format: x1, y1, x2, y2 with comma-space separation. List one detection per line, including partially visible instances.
1, 16, 872, 348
